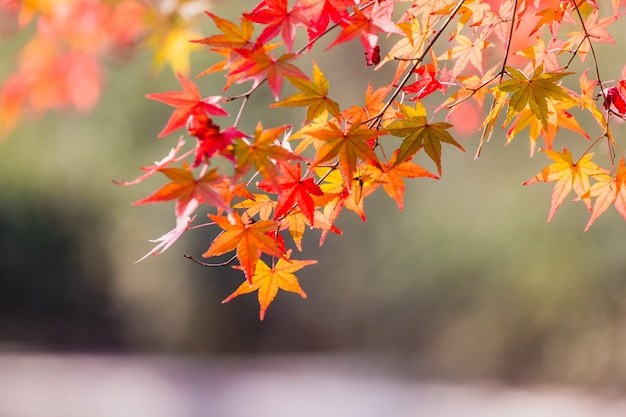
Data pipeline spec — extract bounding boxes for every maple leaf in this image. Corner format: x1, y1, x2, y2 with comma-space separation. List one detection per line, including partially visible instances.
402, 63, 447, 100
193, 12, 256, 85
515, 38, 562, 73
271, 61, 341, 123
186, 114, 248, 167
316, 166, 369, 221
223, 249, 316, 320
204, 211, 285, 283
439, 34, 493, 78
506, 100, 589, 157
296, 0, 353, 39
523, 148, 608, 222
583, 172, 615, 232
229, 44, 309, 100
603, 86, 626, 116
497, 65, 574, 127
366, 150, 438, 211
146, 72, 228, 137
133, 163, 228, 217
326, 1, 401, 62
309, 117, 384, 184
564, 11, 616, 62
258, 161, 324, 224
377, 16, 427, 83
233, 122, 299, 184
529, 2, 570, 37
584, 158, 626, 231
342, 82, 393, 123
385, 102, 464, 175
194, 11, 254, 49
233, 193, 277, 221
577, 69, 605, 127
243, 0, 308, 52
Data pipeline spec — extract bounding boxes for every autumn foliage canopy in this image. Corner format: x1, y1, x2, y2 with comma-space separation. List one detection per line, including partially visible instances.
3, 0, 626, 319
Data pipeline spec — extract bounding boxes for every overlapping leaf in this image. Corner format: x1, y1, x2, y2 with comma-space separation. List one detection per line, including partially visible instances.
204, 211, 285, 283
308, 118, 384, 184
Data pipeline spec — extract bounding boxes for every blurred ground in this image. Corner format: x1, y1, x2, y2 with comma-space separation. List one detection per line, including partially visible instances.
2, 353, 626, 417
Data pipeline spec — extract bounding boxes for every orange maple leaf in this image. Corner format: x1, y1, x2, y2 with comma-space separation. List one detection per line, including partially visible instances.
204, 212, 284, 283
223, 249, 316, 320
367, 150, 438, 211
133, 163, 227, 217
523, 148, 608, 222
193, 11, 254, 49
309, 118, 383, 184
233, 193, 277, 221
233, 122, 299, 184
342, 82, 393, 123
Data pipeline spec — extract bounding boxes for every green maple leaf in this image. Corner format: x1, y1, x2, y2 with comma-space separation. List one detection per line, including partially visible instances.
497, 65, 574, 127
385, 102, 464, 175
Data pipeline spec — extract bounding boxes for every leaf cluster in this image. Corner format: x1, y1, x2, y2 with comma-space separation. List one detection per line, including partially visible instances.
9, 0, 626, 319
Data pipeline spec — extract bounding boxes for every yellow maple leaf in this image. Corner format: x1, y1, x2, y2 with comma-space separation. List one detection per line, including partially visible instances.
223, 250, 316, 320
523, 148, 608, 222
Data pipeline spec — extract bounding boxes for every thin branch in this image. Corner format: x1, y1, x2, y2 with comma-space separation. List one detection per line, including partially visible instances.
183, 254, 237, 267
474, 0, 518, 159
368, 0, 468, 129
572, 1, 612, 163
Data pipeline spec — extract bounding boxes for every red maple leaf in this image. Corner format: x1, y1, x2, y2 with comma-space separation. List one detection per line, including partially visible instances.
309, 117, 384, 184
603, 86, 626, 115
243, 0, 308, 52
402, 63, 447, 100
326, 1, 401, 61
229, 44, 309, 100
296, 0, 354, 40
146, 72, 228, 137
186, 113, 248, 167
258, 161, 324, 224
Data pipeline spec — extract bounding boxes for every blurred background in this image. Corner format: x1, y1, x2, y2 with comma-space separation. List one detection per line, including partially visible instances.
2, 0, 626, 415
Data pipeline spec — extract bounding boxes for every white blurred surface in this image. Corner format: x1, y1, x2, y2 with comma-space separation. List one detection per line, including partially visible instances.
0, 354, 625, 417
